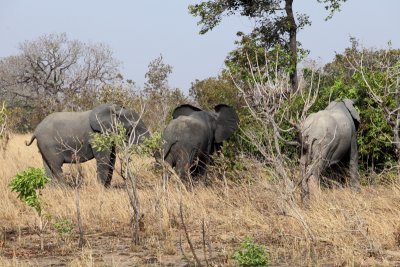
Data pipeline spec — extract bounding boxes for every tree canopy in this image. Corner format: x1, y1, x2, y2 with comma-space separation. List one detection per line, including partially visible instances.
189, 0, 347, 89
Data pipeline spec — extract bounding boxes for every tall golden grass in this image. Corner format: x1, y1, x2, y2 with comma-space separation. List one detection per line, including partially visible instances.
1, 134, 400, 266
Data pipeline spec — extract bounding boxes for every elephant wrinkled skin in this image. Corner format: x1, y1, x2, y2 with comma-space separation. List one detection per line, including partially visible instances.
161, 104, 239, 180
300, 99, 361, 203
26, 103, 149, 187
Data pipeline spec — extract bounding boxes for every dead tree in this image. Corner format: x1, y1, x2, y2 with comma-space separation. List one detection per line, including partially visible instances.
59, 137, 85, 248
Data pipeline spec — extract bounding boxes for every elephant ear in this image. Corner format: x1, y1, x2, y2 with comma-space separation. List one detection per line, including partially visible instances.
172, 104, 202, 119
89, 103, 116, 133
214, 104, 239, 143
343, 99, 361, 124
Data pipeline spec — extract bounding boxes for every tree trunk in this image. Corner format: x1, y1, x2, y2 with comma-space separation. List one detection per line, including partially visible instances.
394, 124, 400, 180
285, 0, 298, 91
39, 215, 44, 251
124, 154, 141, 245
75, 188, 85, 248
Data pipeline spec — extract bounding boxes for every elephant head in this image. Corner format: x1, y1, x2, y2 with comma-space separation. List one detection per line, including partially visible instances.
89, 103, 149, 144
162, 104, 239, 179
300, 99, 360, 203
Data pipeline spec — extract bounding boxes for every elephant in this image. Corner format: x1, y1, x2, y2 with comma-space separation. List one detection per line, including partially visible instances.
300, 99, 361, 203
25, 103, 149, 187
160, 104, 239, 180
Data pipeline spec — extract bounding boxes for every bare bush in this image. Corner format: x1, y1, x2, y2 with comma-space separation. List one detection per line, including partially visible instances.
232, 50, 319, 183
231, 50, 320, 242
91, 101, 149, 245
59, 140, 86, 248
0, 33, 120, 130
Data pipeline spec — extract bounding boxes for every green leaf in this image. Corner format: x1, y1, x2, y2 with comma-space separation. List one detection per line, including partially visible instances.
9, 167, 50, 214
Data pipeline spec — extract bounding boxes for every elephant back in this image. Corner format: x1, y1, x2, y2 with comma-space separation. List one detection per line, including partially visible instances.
301, 110, 336, 146
34, 111, 91, 137
162, 115, 209, 159
164, 115, 207, 140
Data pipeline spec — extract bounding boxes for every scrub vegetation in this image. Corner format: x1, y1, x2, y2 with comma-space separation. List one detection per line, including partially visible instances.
1, 1, 400, 265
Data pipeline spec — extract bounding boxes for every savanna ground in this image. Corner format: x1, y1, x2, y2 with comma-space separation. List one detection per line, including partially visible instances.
2, 134, 400, 266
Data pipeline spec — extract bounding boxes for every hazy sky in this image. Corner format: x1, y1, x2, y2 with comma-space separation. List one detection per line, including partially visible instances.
0, 1, 399, 92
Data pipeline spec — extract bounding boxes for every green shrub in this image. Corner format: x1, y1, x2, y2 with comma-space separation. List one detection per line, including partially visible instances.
232, 237, 270, 266
9, 167, 50, 250
9, 167, 50, 215
90, 123, 126, 152
135, 131, 163, 156
54, 218, 74, 238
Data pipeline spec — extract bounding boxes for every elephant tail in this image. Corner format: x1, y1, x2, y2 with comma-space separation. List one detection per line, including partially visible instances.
25, 135, 36, 146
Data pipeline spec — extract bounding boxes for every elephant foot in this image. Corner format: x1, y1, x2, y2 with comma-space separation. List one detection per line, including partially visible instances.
103, 181, 112, 188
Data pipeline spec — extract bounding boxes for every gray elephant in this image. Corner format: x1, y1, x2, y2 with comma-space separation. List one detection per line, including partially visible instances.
300, 99, 361, 202
161, 104, 239, 179
26, 103, 149, 187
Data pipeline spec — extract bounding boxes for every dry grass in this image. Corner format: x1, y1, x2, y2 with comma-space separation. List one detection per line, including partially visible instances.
1, 134, 400, 266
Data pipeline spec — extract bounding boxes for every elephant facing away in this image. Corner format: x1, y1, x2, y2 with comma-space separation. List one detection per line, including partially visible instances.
300, 99, 361, 202
161, 104, 239, 180
26, 103, 149, 187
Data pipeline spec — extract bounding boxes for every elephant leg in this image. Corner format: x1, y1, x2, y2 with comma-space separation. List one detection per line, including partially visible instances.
194, 153, 209, 177
93, 146, 116, 187
176, 157, 190, 180
42, 157, 64, 185
301, 160, 323, 205
301, 173, 311, 205
308, 173, 320, 201
176, 156, 195, 190
160, 154, 174, 190
349, 137, 360, 192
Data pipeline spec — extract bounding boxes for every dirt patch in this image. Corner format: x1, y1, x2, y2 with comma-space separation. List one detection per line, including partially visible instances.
1, 227, 231, 266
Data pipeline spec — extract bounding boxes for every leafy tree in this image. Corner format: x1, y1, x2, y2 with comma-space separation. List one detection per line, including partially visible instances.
304, 39, 400, 172
189, 0, 347, 90
143, 55, 188, 131
99, 75, 140, 110
10, 167, 50, 250
189, 73, 242, 109
343, 42, 400, 171
144, 54, 173, 96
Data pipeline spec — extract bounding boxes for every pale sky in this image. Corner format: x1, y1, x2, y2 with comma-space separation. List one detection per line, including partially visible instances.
0, 0, 399, 92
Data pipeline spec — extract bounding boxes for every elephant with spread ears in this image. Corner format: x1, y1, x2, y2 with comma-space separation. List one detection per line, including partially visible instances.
26, 103, 149, 187
300, 99, 361, 203
160, 104, 239, 180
